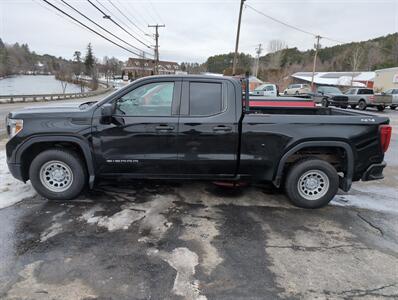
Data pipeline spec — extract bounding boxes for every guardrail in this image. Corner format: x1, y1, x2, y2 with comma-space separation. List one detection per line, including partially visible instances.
0, 87, 113, 104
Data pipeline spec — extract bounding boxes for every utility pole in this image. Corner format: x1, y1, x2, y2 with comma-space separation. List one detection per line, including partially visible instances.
255, 43, 263, 77
148, 24, 165, 75
311, 35, 321, 91
232, 0, 245, 75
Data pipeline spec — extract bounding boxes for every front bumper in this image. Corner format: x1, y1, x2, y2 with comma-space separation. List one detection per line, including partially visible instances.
7, 162, 24, 182
361, 162, 386, 181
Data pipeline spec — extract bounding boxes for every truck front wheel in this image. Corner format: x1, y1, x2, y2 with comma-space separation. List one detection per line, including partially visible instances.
285, 159, 339, 208
29, 149, 87, 200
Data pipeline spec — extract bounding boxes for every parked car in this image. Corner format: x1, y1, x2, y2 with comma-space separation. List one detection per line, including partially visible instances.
283, 84, 311, 96
344, 88, 375, 110
6, 75, 391, 209
312, 86, 349, 108
383, 88, 398, 110
251, 83, 278, 97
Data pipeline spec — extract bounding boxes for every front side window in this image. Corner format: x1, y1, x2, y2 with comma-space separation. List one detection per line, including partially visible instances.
189, 82, 223, 116
115, 82, 174, 116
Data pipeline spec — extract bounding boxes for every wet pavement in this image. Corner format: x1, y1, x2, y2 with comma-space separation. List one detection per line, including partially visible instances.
0, 107, 397, 300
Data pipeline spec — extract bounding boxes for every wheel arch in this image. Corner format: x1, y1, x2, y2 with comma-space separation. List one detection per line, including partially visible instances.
15, 135, 95, 189
273, 141, 354, 192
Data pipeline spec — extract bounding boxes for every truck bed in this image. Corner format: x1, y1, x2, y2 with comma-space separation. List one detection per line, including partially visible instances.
248, 106, 376, 116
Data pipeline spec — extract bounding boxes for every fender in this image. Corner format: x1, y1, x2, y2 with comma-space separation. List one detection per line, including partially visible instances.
14, 135, 96, 189
272, 141, 354, 192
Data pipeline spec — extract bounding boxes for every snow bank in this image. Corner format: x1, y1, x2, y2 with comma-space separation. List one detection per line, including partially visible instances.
0, 150, 36, 209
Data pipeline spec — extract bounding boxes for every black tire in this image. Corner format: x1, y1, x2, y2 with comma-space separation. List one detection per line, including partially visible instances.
377, 105, 385, 112
295, 91, 299, 95
341, 105, 348, 109
284, 91, 288, 95
29, 148, 87, 200
390, 106, 397, 110
285, 159, 339, 209
350, 104, 357, 109
321, 98, 329, 107
358, 100, 367, 110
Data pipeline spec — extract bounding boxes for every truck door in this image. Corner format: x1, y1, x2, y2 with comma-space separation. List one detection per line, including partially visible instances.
92, 79, 182, 175
177, 78, 239, 177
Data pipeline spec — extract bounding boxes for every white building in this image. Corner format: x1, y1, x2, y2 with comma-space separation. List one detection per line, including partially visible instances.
374, 67, 398, 92
291, 72, 375, 88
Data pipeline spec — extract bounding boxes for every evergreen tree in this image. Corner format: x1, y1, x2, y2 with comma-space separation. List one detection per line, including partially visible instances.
84, 43, 95, 76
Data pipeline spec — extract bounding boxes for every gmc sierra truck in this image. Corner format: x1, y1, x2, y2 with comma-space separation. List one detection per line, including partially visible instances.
5, 75, 392, 208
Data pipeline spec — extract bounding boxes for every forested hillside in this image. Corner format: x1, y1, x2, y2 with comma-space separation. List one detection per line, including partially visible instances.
205, 33, 398, 86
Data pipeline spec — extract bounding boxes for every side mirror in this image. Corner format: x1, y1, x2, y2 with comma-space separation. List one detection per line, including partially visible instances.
101, 103, 114, 124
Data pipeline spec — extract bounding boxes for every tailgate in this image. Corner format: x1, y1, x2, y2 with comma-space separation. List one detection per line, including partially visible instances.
374, 94, 392, 105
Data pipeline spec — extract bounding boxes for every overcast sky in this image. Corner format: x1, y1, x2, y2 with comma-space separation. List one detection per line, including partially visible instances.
1, 0, 397, 63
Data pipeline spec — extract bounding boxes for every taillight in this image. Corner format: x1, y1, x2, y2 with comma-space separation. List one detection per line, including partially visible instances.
380, 125, 392, 153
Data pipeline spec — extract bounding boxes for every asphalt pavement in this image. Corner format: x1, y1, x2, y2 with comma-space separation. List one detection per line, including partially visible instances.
0, 105, 397, 299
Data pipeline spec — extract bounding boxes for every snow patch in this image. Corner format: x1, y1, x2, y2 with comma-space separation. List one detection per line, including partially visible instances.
332, 193, 398, 215
148, 247, 206, 300
40, 222, 63, 242
180, 214, 222, 275
79, 195, 175, 235
0, 150, 36, 209
331, 182, 398, 214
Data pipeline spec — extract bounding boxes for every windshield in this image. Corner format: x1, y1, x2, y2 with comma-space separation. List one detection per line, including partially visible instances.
319, 86, 342, 94
255, 84, 272, 91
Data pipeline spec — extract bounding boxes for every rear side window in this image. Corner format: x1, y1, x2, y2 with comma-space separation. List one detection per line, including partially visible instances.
189, 82, 223, 116
358, 89, 373, 94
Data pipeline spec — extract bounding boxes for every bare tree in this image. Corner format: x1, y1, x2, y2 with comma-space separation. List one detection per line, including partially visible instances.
350, 46, 364, 86
267, 40, 287, 69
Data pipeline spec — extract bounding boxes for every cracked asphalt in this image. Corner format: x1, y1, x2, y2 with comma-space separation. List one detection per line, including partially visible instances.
0, 106, 397, 300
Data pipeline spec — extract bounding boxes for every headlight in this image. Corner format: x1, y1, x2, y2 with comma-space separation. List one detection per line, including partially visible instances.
6, 118, 23, 138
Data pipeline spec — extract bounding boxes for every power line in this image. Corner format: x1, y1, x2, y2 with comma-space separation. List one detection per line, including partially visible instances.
148, 0, 165, 24
92, 0, 153, 46
113, 0, 148, 30
59, 0, 152, 57
41, 0, 144, 57
87, 0, 153, 51
95, 0, 153, 45
247, 3, 394, 55
107, 0, 152, 39
246, 4, 317, 37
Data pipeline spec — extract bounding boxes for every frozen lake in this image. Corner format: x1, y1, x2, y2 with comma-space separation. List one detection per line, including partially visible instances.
0, 75, 87, 95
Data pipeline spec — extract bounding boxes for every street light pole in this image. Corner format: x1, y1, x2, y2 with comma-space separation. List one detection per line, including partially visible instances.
232, 0, 245, 75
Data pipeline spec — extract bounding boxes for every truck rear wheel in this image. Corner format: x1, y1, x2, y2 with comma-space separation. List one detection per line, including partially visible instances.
29, 149, 87, 200
390, 105, 397, 110
358, 100, 367, 110
285, 159, 339, 208
377, 105, 385, 111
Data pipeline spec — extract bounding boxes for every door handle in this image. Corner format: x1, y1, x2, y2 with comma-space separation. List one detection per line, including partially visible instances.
155, 125, 174, 131
213, 125, 232, 132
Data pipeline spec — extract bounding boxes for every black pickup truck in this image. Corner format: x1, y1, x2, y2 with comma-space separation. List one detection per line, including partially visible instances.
5, 75, 392, 208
